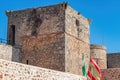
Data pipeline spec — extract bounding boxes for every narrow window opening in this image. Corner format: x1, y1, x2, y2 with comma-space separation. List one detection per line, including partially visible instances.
107, 60, 109, 68
64, 3, 68, 9
9, 25, 15, 46
76, 19, 80, 26
26, 60, 29, 64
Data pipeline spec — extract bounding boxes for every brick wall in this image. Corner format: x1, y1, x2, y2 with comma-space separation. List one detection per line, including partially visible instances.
0, 59, 86, 80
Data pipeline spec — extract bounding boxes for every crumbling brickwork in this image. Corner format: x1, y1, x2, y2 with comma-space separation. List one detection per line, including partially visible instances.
90, 44, 107, 69
6, 3, 90, 75
107, 53, 120, 68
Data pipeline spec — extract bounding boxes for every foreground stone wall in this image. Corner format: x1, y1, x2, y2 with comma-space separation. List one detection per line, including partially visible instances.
0, 59, 86, 80
90, 44, 107, 69
107, 53, 120, 68
101, 68, 120, 80
0, 43, 20, 62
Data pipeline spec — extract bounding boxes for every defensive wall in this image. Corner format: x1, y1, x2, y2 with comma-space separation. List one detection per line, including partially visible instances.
101, 68, 120, 80
0, 59, 86, 80
107, 53, 120, 68
0, 59, 120, 80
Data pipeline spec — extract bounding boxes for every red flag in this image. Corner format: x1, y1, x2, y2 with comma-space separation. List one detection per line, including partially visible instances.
87, 58, 102, 80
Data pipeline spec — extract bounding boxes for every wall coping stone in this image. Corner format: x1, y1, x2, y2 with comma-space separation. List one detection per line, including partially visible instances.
0, 59, 87, 80
90, 44, 106, 50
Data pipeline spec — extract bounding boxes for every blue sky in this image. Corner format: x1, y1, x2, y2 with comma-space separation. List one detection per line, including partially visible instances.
0, 0, 120, 53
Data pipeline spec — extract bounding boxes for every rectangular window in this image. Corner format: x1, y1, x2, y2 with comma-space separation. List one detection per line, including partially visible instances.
9, 25, 15, 46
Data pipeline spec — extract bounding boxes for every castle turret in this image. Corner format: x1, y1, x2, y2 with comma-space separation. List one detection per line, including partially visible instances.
90, 44, 107, 69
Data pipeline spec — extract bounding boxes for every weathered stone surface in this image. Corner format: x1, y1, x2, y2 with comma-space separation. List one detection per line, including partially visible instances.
21, 33, 65, 71
107, 53, 120, 68
7, 4, 65, 46
65, 6, 90, 43
90, 44, 107, 69
101, 68, 120, 80
7, 3, 66, 72
6, 3, 90, 75
65, 6, 90, 74
0, 43, 20, 62
65, 33, 90, 75
0, 59, 87, 80
0, 43, 12, 61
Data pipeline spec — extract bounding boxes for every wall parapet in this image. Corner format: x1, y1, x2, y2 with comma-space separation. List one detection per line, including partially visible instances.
90, 44, 106, 50
0, 59, 86, 80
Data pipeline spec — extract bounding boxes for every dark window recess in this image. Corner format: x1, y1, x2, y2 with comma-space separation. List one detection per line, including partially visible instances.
76, 19, 80, 26
64, 3, 68, 9
26, 60, 29, 64
107, 61, 109, 68
61, 3, 68, 9
8, 25, 15, 46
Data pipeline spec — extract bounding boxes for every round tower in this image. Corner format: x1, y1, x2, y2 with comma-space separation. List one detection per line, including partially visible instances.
90, 44, 107, 69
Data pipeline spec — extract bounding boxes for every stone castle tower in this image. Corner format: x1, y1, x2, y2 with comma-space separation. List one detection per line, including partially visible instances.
6, 3, 90, 75
90, 44, 107, 69
1, 2, 120, 80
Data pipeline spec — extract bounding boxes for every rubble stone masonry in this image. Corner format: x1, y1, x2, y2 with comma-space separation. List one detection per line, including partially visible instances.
7, 3, 66, 72
101, 68, 120, 80
107, 53, 120, 68
90, 44, 107, 69
6, 3, 90, 75
65, 6, 90, 75
0, 59, 87, 80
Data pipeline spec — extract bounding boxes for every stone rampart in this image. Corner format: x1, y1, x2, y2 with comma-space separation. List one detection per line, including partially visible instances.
101, 68, 120, 80
107, 53, 120, 68
0, 59, 86, 80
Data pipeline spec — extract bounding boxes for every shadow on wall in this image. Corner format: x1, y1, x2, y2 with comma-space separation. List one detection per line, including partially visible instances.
12, 45, 21, 62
